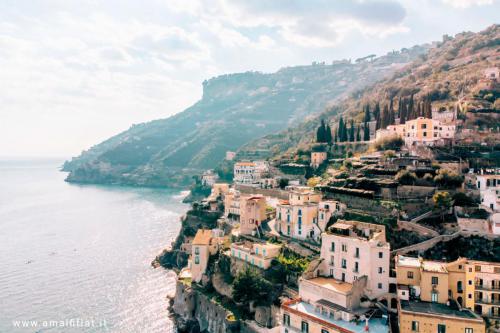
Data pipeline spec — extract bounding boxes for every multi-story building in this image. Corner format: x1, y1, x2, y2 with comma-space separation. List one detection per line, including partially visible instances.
317, 200, 346, 232
230, 241, 281, 270
224, 189, 241, 220
239, 195, 267, 235
190, 229, 218, 283
281, 275, 389, 333
395, 256, 498, 330
276, 187, 321, 241
201, 169, 219, 187
310, 152, 328, 168
476, 174, 499, 211
234, 161, 257, 185
319, 220, 391, 299
375, 117, 456, 147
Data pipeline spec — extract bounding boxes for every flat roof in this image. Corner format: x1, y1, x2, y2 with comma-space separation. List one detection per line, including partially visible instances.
305, 277, 353, 294
397, 256, 421, 268
400, 301, 482, 320
286, 301, 389, 333
422, 261, 447, 273
192, 229, 212, 245
332, 223, 354, 230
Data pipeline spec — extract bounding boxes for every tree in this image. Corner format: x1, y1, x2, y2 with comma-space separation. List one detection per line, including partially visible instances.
349, 119, 355, 142
388, 98, 395, 125
364, 104, 371, 123
381, 104, 390, 128
232, 268, 273, 305
434, 169, 464, 188
400, 99, 407, 124
316, 119, 326, 143
356, 125, 361, 142
424, 98, 432, 118
325, 123, 332, 144
278, 178, 289, 189
408, 94, 414, 120
433, 191, 453, 222
338, 117, 345, 142
395, 170, 417, 185
374, 102, 381, 130
452, 192, 476, 207
333, 129, 338, 143
363, 122, 370, 141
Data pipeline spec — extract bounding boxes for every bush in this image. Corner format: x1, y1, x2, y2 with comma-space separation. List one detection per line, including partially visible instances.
395, 170, 417, 185
232, 268, 273, 306
434, 169, 463, 188
452, 192, 477, 207
374, 136, 404, 151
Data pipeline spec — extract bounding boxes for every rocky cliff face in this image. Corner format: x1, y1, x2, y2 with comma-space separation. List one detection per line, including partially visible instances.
64, 49, 424, 187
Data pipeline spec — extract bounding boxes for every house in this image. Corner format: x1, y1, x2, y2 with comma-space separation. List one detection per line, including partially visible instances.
404, 117, 455, 147
191, 229, 219, 283
234, 161, 257, 185
395, 255, 498, 330
317, 200, 346, 232
210, 183, 230, 199
239, 195, 267, 235
475, 174, 499, 211
281, 274, 389, 333
484, 67, 499, 81
258, 178, 278, 189
319, 220, 391, 299
226, 151, 236, 161
201, 170, 218, 187
224, 188, 241, 220
276, 187, 321, 241
230, 241, 281, 270
311, 152, 328, 168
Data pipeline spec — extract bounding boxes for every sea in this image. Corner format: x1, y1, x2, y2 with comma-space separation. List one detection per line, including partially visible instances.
0, 158, 189, 332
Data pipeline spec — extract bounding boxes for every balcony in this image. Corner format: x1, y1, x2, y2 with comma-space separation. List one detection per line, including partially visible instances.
353, 268, 359, 273
475, 284, 500, 291
476, 298, 500, 305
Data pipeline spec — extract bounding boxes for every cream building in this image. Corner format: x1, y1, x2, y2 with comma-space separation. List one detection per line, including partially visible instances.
191, 229, 218, 283
239, 195, 267, 235
276, 187, 321, 241
319, 220, 391, 299
230, 241, 281, 270
317, 200, 346, 232
234, 161, 257, 184
224, 188, 241, 220
201, 170, 218, 187
310, 151, 328, 168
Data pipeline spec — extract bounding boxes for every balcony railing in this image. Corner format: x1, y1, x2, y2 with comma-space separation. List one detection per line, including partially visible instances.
475, 284, 500, 291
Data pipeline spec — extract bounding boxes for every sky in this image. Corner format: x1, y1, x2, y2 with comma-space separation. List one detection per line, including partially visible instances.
0, 0, 498, 158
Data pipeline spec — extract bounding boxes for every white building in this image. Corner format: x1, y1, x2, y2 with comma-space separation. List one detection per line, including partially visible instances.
230, 241, 281, 270
201, 170, 218, 187
476, 174, 500, 211
234, 162, 257, 185
226, 151, 236, 161
319, 220, 391, 299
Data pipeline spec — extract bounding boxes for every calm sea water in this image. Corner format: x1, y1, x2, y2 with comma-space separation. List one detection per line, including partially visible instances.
0, 159, 188, 332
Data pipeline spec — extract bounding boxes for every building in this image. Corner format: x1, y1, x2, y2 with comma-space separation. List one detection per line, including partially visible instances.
484, 67, 499, 81
226, 151, 236, 161
210, 183, 230, 199
398, 300, 485, 333
191, 229, 218, 283
230, 241, 281, 270
281, 283, 389, 333
395, 256, 498, 329
224, 188, 241, 220
317, 200, 346, 232
201, 170, 218, 187
311, 152, 328, 168
239, 195, 267, 235
234, 161, 257, 184
276, 187, 322, 241
258, 178, 278, 189
432, 107, 457, 124
404, 117, 455, 147
475, 174, 499, 211
319, 220, 391, 299
375, 117, 456, 147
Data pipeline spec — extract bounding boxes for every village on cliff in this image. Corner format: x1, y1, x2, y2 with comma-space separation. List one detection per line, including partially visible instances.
157, 67, 500, 333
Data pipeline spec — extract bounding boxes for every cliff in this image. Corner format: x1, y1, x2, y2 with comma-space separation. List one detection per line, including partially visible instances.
64, 50, 424, 187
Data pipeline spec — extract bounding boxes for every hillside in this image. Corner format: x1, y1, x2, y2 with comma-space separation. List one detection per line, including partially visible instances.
64, 49, 426, 187
239, 24, 499, 160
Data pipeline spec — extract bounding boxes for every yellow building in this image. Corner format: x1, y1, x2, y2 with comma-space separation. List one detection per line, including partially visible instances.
239, 195, 267, 235
190, 229, 218, 283
311, 152, 328, 169
395, 256, 499, 331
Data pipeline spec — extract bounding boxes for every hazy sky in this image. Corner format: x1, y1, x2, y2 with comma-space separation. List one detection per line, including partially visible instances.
0, 0, 498, 158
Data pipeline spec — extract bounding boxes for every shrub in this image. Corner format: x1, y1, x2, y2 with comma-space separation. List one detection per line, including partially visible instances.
395, 170, 417, 185
374, 136, 404, 151
232, 268, 273, 306
452, 192, 476, 207
434, 169, 463, 188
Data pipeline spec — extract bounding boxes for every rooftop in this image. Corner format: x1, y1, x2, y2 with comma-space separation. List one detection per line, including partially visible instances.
400, 301, 482, 321
304, 277, 353, 294
422, 261, 447, 273
327, 220, 387, 244
192, 229, 213, 245
285, 300, 389, 333
397, 256, 421, 268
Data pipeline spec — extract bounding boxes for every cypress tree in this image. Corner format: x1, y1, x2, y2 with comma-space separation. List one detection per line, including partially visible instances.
364, 104, 371, 123
416, 101, 422, 118
325, 123, 332, 144
374, 102, 381, 130
397, 97, 402, 119
349, 119, 355, 142
363, 122, 370, 141
408, 94, 414, 120
356, 124, 361, 142
334, 129, 338, 143
317, 119, 326, 142
381, 104, 389, 129
389, 99, 395, 125
338, 117, 345, 142
400, 99, 407, 124
424, 98, 432, 118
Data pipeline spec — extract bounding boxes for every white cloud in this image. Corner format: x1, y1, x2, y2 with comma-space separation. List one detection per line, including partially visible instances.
441, 0, 494, 8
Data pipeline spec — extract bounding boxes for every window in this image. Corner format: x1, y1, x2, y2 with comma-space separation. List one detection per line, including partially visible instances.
301, 321, 309, 333
330, 256, 334, 266
465, 328, 473, 333
255, 248, 259, 255
411, 320, 419, 332
432, 276, 439, 285
283, 313, 290, 326
423, 131, 427, 137
321, 329, 329, 333
355, 247, 359, 258
331, 242, 335, 252
354, 262, 359, 272
408, 271, 414, 279
422, 124, 427, 129
342, 244, 347, 252
263, 249, 266, 256
341, 259, 347, 269
437, 324, 446, 333
378, 267, 383, 274
378, 283, 383, 289
379, 252, 383, 259
195, 256, 200, 264
194, 247, 199, 255
457, 281, 463, 293
431, 292, 438, 302
469, 280, 473, 285
298, 209, 302, 216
